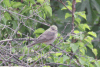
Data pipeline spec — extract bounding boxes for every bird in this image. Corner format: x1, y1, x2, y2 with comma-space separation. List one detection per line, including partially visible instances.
27, 25, 58, 47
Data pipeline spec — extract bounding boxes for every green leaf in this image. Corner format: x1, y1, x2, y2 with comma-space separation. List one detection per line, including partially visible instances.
74, 30, 80, 34
37, 0, 44, 4
77, 42, 86, 55
61, 6, 72, 10
11, 48, 16, 53
17, 31, 22, 37
76, 0, 81, 3
25, 0, 35, 4
95, 61, 100, 67
4, 12, 11, 21
65, 13, 72, 19
27, 57, 33, 62
78, 42, 84, 47
70, 43, 79, 53
43, 13, 46, 19
63, 55, 69, 62
38, 10, 42, 18
87, 44, 93, 49
34, 28, 45, 34
80, 49, 85, 55
66, 1, 72, 6
3, 0, 11, 7
67, 6, 72, 10
75, 18, 81, 24
0, 61, 2, 64
79, 57, 85, 65
78, 24, 90, 31
89, 63, 95, 67
21, 7, 31, 14
2, 17, 7, 24
19, 56, 24, 60
12, 21, 17, 29
29, 0, 35, 4
11, 2, 23, 8
43, 65, 50, 67
44, 5, 52, 16
75, 11, 86, 19
92, 48, 98, 56
61, 7, 67, 10
96, 60, 100, 67
84, 24, 90, 30
88, 31, 97, 37
23, 46, 28, 54
59, 57, 63, 63
55, 53, 62, 56
85, 36, 93, 46
0, 25, 3, 29
29, 10, 33, 15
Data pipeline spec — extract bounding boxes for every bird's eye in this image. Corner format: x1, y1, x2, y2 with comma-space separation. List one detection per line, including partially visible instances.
51, 28, 55, 30
52, 28, 54, 30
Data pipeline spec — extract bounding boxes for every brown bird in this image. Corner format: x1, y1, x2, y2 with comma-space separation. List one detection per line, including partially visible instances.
27, 25, 58, 47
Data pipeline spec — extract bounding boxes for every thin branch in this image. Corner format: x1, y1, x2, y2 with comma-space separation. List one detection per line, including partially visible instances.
0, 0, 3, 4
70, 0, 76, 66
45, 62, 75, 67
0, 38, 36, 43
50, 44, 70, 56
61, 23, 70, 34
71, 0, 76, 34
0, 6, 50, 26
0, 46, 29, 66
57, 0, 72, 13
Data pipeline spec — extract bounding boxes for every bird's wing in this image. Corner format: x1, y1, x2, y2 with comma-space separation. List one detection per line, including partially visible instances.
37, 31, 55, 43
27, 31, 55, 47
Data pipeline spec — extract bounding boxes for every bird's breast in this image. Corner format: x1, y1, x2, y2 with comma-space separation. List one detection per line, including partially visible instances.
44, 33, 57, 45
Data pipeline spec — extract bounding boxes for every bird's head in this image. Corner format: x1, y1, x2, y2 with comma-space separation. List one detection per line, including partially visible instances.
50, 25, 58, 31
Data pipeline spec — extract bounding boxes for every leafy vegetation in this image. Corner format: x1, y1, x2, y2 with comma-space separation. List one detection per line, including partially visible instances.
0, 0, 100, 67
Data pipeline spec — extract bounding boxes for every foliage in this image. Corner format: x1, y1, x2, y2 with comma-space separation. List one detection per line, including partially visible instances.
0, 0, 100, 67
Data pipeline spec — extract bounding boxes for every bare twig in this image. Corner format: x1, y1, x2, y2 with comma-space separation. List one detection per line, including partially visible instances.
0, 0, 3, 4
70, 0, 76, 66
0, 6, 50, 26
45, 62, 75, 67
0, 38, 35, 43
57, 0, 72, 13
72, 0, 76, 34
